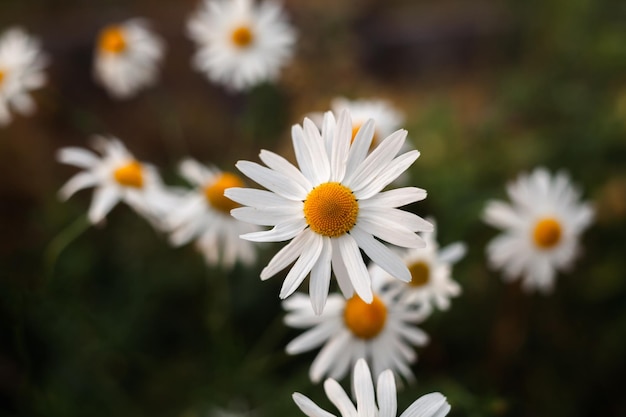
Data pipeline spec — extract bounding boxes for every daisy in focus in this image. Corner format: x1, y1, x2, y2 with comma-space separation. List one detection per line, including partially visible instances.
165, 159, 259, 269
483, 167, 594, 293
0, 27, 47, 127
186, 0, 296, 91
94, 19, 165, 99
57, 136, 167, 225
370, 219, 466, 317
283, 273, 429, 383
293, 359, 450, 417
226, 110, 432, 314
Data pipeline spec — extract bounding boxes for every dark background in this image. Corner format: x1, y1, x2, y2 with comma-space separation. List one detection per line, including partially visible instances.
1, 0, 626, 416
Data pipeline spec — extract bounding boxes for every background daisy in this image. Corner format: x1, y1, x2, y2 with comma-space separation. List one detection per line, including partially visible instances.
292, 359, 450, 417
0, 26, 47, 126
186, 0, 296, 91
283, 272, 429, 383
57, 136, 168, 225
94, 18, 165, 99
165, 158, 259, 269
483, 167, 594, 293
370, 218, 466, 317
227, 110, 431, 314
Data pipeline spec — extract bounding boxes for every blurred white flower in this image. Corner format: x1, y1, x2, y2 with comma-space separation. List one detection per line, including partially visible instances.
324, 97, 405, 150
164, 159, 259, 269
483, 167, 594, 293
186, 0, 296, 91
226, 110, 431, 314
93, 19, 165, 99
57, 136, 168, 225
0, 27, 47, 126
370, 218, 465, 317
283, 274, 429, 383
292, 358, 450, 417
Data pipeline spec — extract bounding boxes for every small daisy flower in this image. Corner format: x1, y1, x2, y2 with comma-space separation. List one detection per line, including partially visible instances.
283, 273, 429, 383
483, 167, 594, 293
293, 359, 451, 417
186, 0, 296, 91
57, 136, 167, 225
370, 219, 466, 317
0, 27, 47, 127
94, 19, 165, 99
165, 158, 259, 269
327, 97, 405, 150
226, 110, 432, 314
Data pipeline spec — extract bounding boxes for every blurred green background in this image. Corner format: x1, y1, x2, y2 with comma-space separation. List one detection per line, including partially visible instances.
1, 0, 626, 416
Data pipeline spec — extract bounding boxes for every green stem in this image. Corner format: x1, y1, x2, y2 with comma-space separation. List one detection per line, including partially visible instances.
43, 214, 90, 283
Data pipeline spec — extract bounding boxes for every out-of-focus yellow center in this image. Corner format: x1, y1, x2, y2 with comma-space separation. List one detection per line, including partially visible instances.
204, 172, 244, 213
351, 122, 378, 150
408, 261, 430, 287
343, 295, 387, 340
231, 25, 254, 48
113, 161, 143, 188
533, 217, 562, 249
0, 69, 5, 86
99, 26, 127, 54
303, 182, 358, 237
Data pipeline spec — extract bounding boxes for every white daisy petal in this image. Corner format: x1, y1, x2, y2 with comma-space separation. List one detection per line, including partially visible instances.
310, 331, 351, 383
279, 234, 323, 299
240, 217, 307, 242
330, 109, 352, 182
350, 226, 411, 282
324, 378, 358, 417
286, 320, 342, 354
56, 147, 100, 169
354, 359, 377, 417
292, 393, 337, 417
58, 172, 99, 200
309, 237, 333, 314
259, 149, 312, 191
398, 393, 450, 417
345, 119, 376, 179
354, 150, 420, 200
88, 186, 120, 224
377, 370, 397, 417
236, 160, 308, 200
303, 117, 331, 183
225, 186, 295, 208
357, 216, 425, 249
231, 205, 302, 226
337, 234, 373, 303
359, 187, 427, 209
261, 229, 316, 280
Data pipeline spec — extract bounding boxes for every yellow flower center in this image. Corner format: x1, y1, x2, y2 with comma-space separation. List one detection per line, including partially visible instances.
408, 261, 430, 287
113, 161, 144, 188
533, 217, 562, 249
204, 172, 244, 213
231, 25, 254, 48
343, 295, 388, 340
0, 69, 5, 86
303, 182, 359, 237
98, 26, 127, 54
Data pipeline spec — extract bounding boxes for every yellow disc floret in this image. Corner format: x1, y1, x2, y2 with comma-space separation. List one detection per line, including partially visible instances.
231, 25, 254, 48
113, 160, 143, 188
204, 172, 244, 213
0, 69, 5, 86
408, 261, 430, 287
98, 26, 127, 54
533, 217, 562, 249
303, 182, 359, 237
343, 295, 388, 340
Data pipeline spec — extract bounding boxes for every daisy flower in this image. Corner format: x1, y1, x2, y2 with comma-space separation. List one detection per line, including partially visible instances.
57, 136, 167, 225
483, 167, 594, 293
370, 219, 466, 317
283, 272, 429, 383
0, 27, 47, 127
186, 0, 296, 91
94, 19, 165, 99
226, 110, 432, 314
165, 158, 259, 269
293, 359, 450, 417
